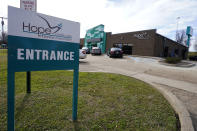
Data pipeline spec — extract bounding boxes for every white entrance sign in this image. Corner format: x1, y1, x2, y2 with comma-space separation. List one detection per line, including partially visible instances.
7, 6, 80, 131
8, 6, 80, 43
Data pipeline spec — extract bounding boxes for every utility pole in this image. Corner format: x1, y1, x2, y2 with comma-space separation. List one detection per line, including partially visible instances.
0, 17, 8, 42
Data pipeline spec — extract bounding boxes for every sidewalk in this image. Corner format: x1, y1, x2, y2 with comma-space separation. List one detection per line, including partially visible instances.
133, 73, 197, 94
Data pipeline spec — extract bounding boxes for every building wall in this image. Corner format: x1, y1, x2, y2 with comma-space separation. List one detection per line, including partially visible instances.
166, 39, 188, 59
106, 29, 157, 56
81, 28, 188, 58
106, 32, 112, 51
154, 34, 164, 57
155, 34, 188, 59
80, 38, 84, 48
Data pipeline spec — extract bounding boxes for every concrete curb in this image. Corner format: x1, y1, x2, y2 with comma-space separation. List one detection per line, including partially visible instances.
150, 83, 194, 131
124, 73, 195, 131
159, 61, 196, 68
80, 71, 194, 131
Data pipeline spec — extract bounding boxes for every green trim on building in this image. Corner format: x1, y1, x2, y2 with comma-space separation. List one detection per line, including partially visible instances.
84, 24, 106, 53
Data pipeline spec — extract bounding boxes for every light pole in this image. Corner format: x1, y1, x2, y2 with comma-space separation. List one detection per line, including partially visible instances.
176, 17, 180, 41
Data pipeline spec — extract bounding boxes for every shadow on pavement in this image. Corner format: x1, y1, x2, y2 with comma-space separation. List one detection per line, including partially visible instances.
79, 60, 89, 65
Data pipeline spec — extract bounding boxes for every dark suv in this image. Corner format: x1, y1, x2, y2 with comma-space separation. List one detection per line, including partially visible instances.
107, 48, 123, 58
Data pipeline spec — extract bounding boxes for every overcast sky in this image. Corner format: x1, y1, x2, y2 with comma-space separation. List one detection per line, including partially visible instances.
1, 0, 197, 51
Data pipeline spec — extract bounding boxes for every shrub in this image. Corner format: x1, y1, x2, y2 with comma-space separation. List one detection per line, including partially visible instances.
165, 57, 182, 64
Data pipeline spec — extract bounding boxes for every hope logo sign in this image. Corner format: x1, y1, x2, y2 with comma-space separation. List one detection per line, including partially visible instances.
8, 6, 80, 72
22, 15, 69, 41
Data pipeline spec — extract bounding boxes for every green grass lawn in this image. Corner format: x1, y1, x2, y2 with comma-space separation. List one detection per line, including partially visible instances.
188, 52, 197, 57
0, 49, 7, 65
0, 49, 7, 56
0, 50, 178, 130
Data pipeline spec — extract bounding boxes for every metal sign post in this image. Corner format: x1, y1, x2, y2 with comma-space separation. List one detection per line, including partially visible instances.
20, 0, 37, 94
8, 6, 80, 130
72, 67, 79, 121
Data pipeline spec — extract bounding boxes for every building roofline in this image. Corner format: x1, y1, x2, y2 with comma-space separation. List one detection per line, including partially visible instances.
110, 29, 157, 36
156, 33, 188, 48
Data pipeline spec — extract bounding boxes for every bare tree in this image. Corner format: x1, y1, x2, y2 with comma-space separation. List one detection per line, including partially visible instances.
194, 36, 197, 51
176, 29, 187, 46
0, 32, 8, 44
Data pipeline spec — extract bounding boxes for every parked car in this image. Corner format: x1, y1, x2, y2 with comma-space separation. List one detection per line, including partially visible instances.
79, 49, 87, 59
107, 47, 123, 58
91, 47, 101, 55
82, 47, 90, 54
189, 56, 197, 61
0, 44, 7, 49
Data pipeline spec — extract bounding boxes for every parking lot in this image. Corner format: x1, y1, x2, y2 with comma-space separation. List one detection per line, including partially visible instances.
80, 54, 197, 83
79, 54, 197, 130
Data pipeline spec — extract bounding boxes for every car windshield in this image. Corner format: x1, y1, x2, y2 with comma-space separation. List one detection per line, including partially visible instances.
111, 48, 121, 51
82, 47, 88, 49
93, 47, 100, 50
